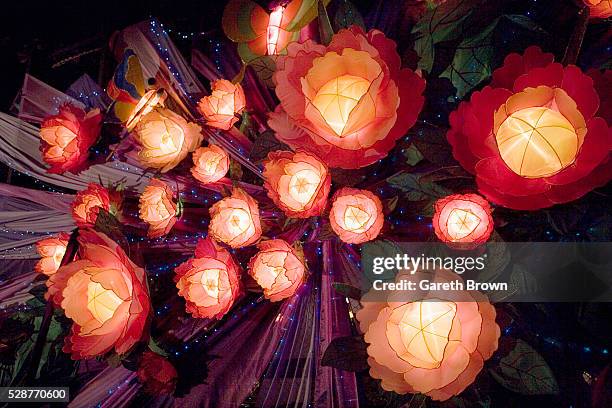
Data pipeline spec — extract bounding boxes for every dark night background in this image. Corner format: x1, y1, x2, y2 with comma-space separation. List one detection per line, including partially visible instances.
0, 1, 611, 407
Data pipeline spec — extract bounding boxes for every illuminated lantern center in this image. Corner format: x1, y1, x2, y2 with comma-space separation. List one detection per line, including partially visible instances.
387, 301, 457, 369
223, 208, 252, 235
343, 205, 371, 232
288, 169, 320, 207
87, 281, 123, 324
311, 74, 371, 137
211, 90, 236, 116
200, 268, 222, 298
53, 248, 67, 268
203, 154, 223, 175
496, 106, 581, 178
266, 6, 285, 55
446, 208, 481, 241
257, 251, 289, 288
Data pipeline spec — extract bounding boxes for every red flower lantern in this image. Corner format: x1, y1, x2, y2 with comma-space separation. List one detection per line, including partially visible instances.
197, 80, 246, 130
268, 26, 425, 169
39, 104, 102, 174
329, 188, 384, 244
174, 237, 242, 319
35, 232, 70, 276
137, 351, 178, 396
432, 194, 494, 248
263, 150, 331, 218
248, 239, 305, 302
71, 183, 121, 228
46, 229, 150, 359
447, 46, 612, 210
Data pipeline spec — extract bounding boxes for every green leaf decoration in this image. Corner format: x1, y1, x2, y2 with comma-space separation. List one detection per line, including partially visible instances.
412, 0, 482, 73
148, 339, 169, 357
403, 144, 424, 166
331, 282, 363, 300
95, 208, 130, 255
321, 336, 369, 372
229, 159, 243, 181
408, 123, 453, 165
476, 233, 511, 284
248, 130, 290, 163
247, 56, 277, 88
333, 0, 365, 31
440, 18, 498, 98
399, 394, 428, 408
361, 240, 403, 282
387, 172, 451, 201
490, 339, 559, 395
503, 14, 548, 36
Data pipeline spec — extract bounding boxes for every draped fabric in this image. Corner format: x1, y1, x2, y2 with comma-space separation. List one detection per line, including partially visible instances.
67, 74, 112, 111
18, 74, 85, 123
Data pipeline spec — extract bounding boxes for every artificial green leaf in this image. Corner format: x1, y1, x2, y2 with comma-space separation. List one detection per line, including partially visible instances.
387, 172, 451, 201
503, 14, 548, 36
361, 240, 403, 282
248, 56, 276, 88
332, 282, 363, 300
490, 339, 559, 395
476, 233, 511, 284
399, 394, 428, 408
412, 0, 482, 72
148, 339, 169, 357
229, 159, 243, 181
321, 336, 369, 372
403, 144, 424, 166
441, 18, 498, 98
248, 130, 289, 163
333, 0, 365, 31
408, 123, 453, 165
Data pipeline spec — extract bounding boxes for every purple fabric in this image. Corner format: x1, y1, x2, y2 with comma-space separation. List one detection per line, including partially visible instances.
69, 366, 139, 408
174, 299, 297, 408
67, 74, 112, 110
315, 242, 359, 408
0, 183, 73, 212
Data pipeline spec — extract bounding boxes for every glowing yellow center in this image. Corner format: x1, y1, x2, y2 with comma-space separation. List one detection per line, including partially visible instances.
496, 107, 580, 178
53, 247, 66, 268
343, 205, 371, 232
288, 169, 320, 206
87, 281, 123, 324
266, 6, 284, 55
202, 154, 223, 175
390, 301, 457, 368
225, 208, 251, 236
311, 74, 371, 136
446, 208, 481, 241
200, 268, 222, 298
211, 90, 235, 116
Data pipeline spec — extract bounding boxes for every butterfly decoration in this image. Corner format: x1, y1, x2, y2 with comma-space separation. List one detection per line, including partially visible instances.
107, 49, 166, 130
222, 0, 330, 86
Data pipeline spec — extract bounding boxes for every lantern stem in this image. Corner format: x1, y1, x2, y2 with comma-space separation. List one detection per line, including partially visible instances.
562, 6, 589, 65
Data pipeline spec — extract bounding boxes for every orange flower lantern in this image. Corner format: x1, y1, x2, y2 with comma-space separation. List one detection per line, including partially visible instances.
35, 232, 70, 276
433, 194, 494, 248
191, 145, 230, 184
268, 26, 425, 168
447, 46, 612, 210
39, 104, 102, 174
125, 89, 168, 131
357, 268, 500, 401
329, 188, 384, 244
134, 108, 202, 172
138, 179, 178, 238
197, 80, 246, 130
46, 229, 150, 359
248, 239, 305, 302
585, 0, 612, 18
263, 150, 331, 218
175, 237, 242, 319
71, 183, 121, 228
208, 188, 262, 248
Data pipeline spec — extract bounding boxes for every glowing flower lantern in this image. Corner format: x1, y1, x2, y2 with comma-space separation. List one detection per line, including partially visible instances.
46, 229, 150, 359
433, 194, 494, 248
585, 0, 612, 18
268, 26, 425, 169
248, 239, 305, 302
35, 232, 70, 276
357, 268, 500, 400
263, 150, 331, 218
39, 104, 102, 174
71, 183, 121, 228
447, 46, 612, 210
138, 179, 178, 238
329, 188, 384, 244
197, 80, 246, 130
137, 351, 178, 396
134, 108, 203, 173
174, 237, 242, 319
191, 145, 230, 184
208, 188, 262, 248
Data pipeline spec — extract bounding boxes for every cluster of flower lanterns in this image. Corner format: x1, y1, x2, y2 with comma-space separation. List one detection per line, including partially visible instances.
32, 0, 612, 400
